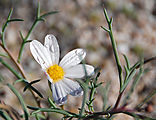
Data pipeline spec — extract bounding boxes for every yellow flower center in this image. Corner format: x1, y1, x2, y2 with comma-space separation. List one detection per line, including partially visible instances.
47, 64, 64, 83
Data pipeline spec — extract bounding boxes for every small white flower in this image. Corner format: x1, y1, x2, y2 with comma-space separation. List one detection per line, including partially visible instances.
30, 34, 94, 105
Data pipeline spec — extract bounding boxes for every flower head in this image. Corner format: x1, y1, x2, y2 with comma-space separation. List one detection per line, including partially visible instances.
30, 34, 94, 105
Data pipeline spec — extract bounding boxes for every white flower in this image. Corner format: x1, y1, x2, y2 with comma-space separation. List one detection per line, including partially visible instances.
30, 34, 94, 105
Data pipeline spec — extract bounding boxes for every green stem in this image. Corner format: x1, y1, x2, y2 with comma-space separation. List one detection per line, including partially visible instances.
88, 87, 95, 112
7, 83, 29, 120
102, 9, 124, 110
1, 8, 13, 47
103, 9, 123, 90
114, 91, 124, 109
0, 43, 26, 78
79, 84, 88, 119
136, 90, 156, 110
26, 20, 38, 41
84, 107, 154, 120
0, 58, 22, 79
0, 109, 12, 120
18, 19, 38, 63
32, 108, 75, 117
1, 32, 5, 47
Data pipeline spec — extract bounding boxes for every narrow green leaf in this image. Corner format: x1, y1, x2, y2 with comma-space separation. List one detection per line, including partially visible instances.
37, 2, 40, 18
102, 81, 111, 110
136, 90, 156, 110
0, 53, 9, 58
48, 97, 57, 108
29, 86, 43, 98
109, 17, 113, 25
27, 105, 39, 110
40, 11, 59, 18
37, 18, 45, 22
124, 65, 129, 84
130, 56, 156, 71
0, 58, 22, 79
17, 4, 58, 63
101, 26, 110, 32
29, 79, 40, 84
13, 78, 26, 85
102, 8, 123, 91
7, 8, 13, 20
7, 19, 24, 23
7, 83, 29, 120
23, 82, 43, 98
95, 82, 103, 87
30, 113, 45, 119
130, 61, 140, 71
32, 108, 75, 117
2, 8, 13, 32
24, 40, 33, 43
77, 79, 89, 118
0, 110, 12, 120
123, 65, 143, 105
23, 79, 43, 98
1, 8, 13, 46
94, 70, 101, 84
103, 8, 110, 23
35, 114, 40, 120
120, 69, 136, 92
123, 54, 130, 70
1, 12, 23, 35
19, 31, 24, 41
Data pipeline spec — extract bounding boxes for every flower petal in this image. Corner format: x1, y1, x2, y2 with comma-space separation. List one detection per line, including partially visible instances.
30, 40, 52, 69
44, 71, 53, 83
51, 82, 67, 105
59, 49, 86, 69
50, 78, 83, 105
65, 64, 94, 78
61, 78, 83, 96
44, 34, 60, 64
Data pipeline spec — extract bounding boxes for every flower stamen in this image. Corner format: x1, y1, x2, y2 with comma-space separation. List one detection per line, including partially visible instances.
47, 64, 64, 83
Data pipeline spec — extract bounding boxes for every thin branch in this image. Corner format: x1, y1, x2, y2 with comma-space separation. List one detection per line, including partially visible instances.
0, 43, 26, 78
114, 91, 124, 109
0, 103, 22, 120
84, 107, 155, 120
136, 56, 156, 69
83, 107, 135, 120
102, 8, 123, 91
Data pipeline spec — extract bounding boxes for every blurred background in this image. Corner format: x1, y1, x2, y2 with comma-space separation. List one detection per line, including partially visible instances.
0, 0, 156, 119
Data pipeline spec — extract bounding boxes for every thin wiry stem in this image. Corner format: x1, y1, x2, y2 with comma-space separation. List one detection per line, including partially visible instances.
114, 91, 124, 109
102, 9, 123, 90
0, 43, 26, 78
83, 106, 154, 120
79, 86, 88, 119
17, 19, 39, 63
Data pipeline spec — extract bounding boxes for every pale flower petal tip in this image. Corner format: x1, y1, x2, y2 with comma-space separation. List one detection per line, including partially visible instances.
44, 34, 60, 65
70, 87, 83, 96
59, 48, 86, 69
55, 96, 68, 105
54, 87, 83, 105
82, 64, 95, 76
65, 64, 94, 79
30, 40, 52, 69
